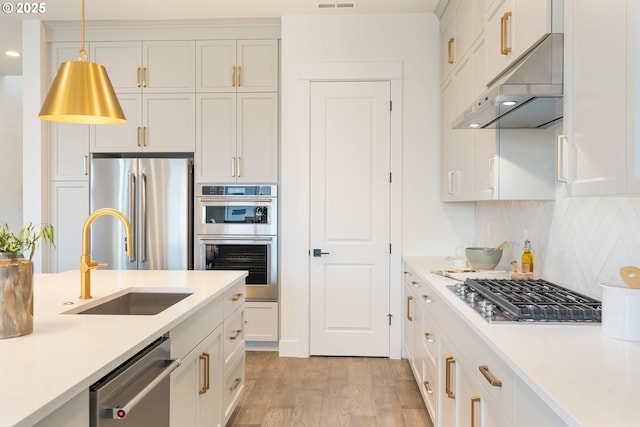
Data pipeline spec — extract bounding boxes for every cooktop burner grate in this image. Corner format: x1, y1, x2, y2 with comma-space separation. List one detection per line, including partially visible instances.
453, 278, 602, 323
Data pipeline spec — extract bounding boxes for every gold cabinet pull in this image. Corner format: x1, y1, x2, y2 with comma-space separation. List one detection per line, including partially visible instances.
404, 271, 411, 277
471, 396, 481, 427
445, 356, 456, 399
143, 67, 147, 88
479, 365, 503, 387
423, 381, 434, 394
412, 280, 420, 288
231, 292, 243, 301
199, 352, 210, 394
229, 377, 241, 392
137, 127, 141, 147
424, 332, 435, 343
407, 296, 414, 321
422, 294, 432, 303
237, 66, 241, 87
501, 11, 512, 55
136, 67, 141, 88
143, 127, 147, 147
448, 37, 455, 64
229, 329, 242, 340
232, 66, 236, 87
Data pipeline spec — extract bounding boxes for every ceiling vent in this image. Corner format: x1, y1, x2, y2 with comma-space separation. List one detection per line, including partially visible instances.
317, 2, 356, 9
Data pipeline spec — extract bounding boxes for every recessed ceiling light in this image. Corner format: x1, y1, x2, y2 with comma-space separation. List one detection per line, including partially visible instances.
6, 50, 20, 57
469, 123, 481, 128
502, 101, 517, 106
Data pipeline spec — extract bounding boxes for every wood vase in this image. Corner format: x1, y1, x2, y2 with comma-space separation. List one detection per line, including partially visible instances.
0, 253, 33, 338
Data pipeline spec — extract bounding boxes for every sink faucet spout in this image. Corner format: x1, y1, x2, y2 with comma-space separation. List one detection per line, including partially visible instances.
79, 208, 133, 299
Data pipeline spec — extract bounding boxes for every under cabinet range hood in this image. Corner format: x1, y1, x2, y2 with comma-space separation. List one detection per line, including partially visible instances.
453, 33, 563, 129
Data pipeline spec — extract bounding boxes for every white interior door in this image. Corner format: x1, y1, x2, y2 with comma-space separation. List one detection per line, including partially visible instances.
309, 81, 391, 357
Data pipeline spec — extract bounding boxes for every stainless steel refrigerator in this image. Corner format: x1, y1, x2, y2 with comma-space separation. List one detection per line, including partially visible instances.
90, 157, 193, 270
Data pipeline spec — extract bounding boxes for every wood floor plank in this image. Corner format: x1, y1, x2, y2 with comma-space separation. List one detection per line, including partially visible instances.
227, 352, 434, 427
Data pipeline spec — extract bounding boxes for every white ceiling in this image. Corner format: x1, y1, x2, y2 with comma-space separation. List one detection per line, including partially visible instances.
0, 0, 439, 76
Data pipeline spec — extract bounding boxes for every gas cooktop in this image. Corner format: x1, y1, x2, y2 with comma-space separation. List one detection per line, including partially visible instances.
448, 278, 602, 323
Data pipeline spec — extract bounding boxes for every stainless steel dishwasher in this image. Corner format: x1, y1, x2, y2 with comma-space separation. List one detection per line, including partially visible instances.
89, 336, 180, 427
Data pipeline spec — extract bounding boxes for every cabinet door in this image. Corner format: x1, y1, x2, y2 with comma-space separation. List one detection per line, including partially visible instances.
485, 0, 513, 83
92, 41, 142, 93
143, 41, 196, 93
440, 6, 457, 82
626, 0, 640, 193
198, 325, 223, 427
49, 123, 89, 181
245, 302, 278, 341
441, 77, 457, 201
170, 348, 198, 427
196, 40, 237, 93
195, 93, 237, 183
402, 279, 415, 360
49, 181, 89, 273
565, 0, 627, 195
236, 93, 278, 183
91, 94, 143, 153
236, 39, 279, 93
143, 93, 196, 152
439, 337, 457, 427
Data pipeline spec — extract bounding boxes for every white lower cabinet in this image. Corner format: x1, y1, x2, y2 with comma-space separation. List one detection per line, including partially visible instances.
170, 281, 245, 427
49, 181, 89, 273
245, 301, 278, 342
402, 262, 561, 426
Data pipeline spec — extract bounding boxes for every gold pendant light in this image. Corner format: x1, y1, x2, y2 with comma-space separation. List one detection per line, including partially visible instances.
38, 0, 126, 124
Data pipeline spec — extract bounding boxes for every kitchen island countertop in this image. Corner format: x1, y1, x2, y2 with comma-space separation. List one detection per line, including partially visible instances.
405, 256, 640, 427
0, 269, 247, 427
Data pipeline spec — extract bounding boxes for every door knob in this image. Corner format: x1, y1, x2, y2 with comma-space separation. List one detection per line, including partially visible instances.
313, 249, 330, 257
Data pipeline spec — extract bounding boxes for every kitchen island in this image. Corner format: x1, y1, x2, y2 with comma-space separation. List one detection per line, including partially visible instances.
404, 256, 640, 427
0, 269, 247, 427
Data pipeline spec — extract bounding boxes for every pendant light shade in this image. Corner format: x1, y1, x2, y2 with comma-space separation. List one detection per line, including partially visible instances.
38, 60, 126, 124
38, 0, 126, 124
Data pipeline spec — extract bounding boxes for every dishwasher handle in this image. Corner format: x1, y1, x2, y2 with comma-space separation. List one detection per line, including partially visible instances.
106, 358, 181, 420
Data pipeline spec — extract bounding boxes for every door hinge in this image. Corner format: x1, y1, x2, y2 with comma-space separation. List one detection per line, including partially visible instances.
389, 172, 392, 183
390, 100, 392, 111
389, 243, 392, 254
388, 313, 393, 325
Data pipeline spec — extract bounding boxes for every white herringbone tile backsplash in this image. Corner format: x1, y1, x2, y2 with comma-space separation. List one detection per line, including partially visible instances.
475, 196, 640, 299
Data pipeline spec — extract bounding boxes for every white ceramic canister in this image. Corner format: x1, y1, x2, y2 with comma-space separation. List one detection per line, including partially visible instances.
600, 282, 640, 341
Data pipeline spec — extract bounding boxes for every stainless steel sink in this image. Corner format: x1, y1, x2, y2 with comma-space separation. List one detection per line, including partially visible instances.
67, 291, 193, 315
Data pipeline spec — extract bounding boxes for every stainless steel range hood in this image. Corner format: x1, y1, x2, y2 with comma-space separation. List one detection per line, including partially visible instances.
453, 33, 563, 129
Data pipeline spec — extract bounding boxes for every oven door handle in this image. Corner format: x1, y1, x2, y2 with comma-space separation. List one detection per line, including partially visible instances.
199, 236, 274, 242
198, 197, 273, 204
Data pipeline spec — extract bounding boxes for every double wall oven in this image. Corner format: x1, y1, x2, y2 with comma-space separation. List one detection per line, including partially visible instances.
195, 185, 277, 301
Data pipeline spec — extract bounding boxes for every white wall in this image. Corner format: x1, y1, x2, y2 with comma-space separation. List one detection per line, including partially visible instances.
0, 76, 23, 230
279, 13, 475, 357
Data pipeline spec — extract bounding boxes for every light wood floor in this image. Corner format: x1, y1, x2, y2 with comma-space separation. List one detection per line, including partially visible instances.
227, 351, 434, 427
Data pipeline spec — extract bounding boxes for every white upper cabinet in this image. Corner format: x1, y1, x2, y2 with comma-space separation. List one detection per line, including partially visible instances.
92, 41, 196, 93
196, 39, 278, 93
485, 0, 561, 85
440, 0, 484, 83
561, 0, 637, 195
48, 42, 90, 181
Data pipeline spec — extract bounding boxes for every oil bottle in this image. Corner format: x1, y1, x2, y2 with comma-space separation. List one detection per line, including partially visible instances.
521, 238, 534, 274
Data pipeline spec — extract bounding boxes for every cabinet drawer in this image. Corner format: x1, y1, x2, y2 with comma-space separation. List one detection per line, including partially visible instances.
223, 352, 245, 423
476, 340, 516, 421
422, 351, 438, 422
223, 281, 245, 318
223, 307, 245, 365
171, 298, 223, 359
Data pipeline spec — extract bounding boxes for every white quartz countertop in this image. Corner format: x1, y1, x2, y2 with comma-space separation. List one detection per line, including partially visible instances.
404, 256, 640, 427
0, 269, 247, 427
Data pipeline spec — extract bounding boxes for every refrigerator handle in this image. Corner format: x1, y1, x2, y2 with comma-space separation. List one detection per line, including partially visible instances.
141, 173, 148, 263
129, 173, 137, 262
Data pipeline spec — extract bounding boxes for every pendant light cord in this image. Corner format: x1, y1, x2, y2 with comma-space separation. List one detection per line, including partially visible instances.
79, 0, 87, 61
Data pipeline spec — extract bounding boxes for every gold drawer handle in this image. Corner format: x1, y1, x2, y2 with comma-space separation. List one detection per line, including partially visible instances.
199, 352, 210, 394
479, 365, 503, 387
229, 377, 242, 392
471, 396, 481, 427
448, 37, 455, 64
231, 293, 243, 301
422, 294, 432, 303
423, 381, 434, 394
424, 332, 435, 343
229, 329, 242, 340
407, 296, 414, 321
446, 356, 456, 399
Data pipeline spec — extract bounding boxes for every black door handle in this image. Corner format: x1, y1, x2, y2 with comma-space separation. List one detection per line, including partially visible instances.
313, 249, 330, 257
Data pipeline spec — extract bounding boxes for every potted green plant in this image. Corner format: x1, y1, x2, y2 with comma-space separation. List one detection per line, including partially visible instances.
0, 222, 55, 339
